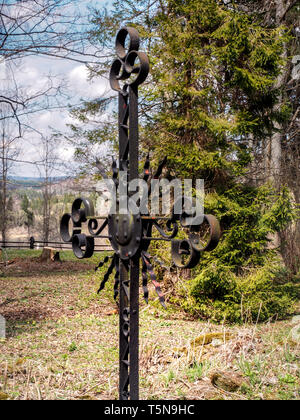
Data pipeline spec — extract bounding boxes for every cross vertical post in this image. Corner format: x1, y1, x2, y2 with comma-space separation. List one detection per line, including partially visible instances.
113, 30, 148, 399
128, 85, 140, 400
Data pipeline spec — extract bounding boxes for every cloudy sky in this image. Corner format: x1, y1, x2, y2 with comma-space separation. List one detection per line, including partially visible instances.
14, 56, 111, 177
3, 0, 114, 178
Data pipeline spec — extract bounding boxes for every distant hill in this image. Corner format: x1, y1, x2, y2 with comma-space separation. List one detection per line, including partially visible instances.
7, 176, 67, 189
9, 176, 67, 182
6, 175, 97, 194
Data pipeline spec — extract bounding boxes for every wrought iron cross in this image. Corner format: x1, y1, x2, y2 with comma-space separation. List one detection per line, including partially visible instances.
60, 27, 221, 400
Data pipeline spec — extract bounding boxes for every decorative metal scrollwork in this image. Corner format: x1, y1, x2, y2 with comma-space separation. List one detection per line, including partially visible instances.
110, 27, 149, 94
60, 27, 221, 401
60, 197, 95, 259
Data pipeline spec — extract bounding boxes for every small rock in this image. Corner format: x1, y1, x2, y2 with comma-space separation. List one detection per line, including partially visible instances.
291, 325, 300, 343
0, 392, 9, 400
211, 339, 223, 347
291, 315, 300, 325
174, 332, 233, 355
210, 370, 247, 392
77, 395, 94, 400
262, 377, 278, 386
105, 309, 118, 316
196, 381, 221, 400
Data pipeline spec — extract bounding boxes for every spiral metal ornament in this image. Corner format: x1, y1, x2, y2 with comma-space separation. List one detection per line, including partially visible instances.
109, 27, 149, 94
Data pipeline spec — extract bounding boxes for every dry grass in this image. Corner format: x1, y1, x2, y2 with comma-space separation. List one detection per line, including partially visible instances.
0, 250, 299, 400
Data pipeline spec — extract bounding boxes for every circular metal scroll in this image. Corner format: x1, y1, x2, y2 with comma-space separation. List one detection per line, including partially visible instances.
72, 234, 95, 259
171, 239, 200, 269
60, 213, 74, 243
109, 26, 149, 93
189, 214, 221, 252
71, 197, 94, 224
124, 51, 150, 89
170, 214, 221, 268
115, 27, 140, 59
60, 198, 95, 258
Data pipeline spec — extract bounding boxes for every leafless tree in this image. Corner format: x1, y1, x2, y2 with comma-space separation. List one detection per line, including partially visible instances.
0, 103, 21, 243
0, 0, 107, 135
32, 136, 64, 244
0, 0, 106, 64
35, 134, 64, 243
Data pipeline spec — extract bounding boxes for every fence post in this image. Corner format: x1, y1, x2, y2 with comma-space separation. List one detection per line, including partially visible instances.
30, 237, 35, 249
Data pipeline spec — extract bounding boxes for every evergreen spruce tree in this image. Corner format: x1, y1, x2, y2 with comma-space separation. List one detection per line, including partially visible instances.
68, 0, 299, 322
144, 0, 298, 322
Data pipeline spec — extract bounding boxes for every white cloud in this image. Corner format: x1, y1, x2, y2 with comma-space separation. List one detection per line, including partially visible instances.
68, 65, 110, 98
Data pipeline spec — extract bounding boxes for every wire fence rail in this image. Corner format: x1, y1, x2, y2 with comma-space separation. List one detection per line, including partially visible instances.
0, 237, 113, 253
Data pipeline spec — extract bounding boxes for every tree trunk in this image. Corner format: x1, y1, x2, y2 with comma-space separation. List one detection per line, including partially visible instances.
264, 1, 291, 250
1, 130, 7, 244
39, 247, 61, 263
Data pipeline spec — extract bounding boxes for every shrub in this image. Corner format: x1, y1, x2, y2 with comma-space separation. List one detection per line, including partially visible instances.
179, 261, 300, 323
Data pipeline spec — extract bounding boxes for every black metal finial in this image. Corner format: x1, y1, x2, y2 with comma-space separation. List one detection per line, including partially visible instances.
109, 27, 149, 94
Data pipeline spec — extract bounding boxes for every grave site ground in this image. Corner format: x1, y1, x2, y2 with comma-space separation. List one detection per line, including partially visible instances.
0, 250, 299, 400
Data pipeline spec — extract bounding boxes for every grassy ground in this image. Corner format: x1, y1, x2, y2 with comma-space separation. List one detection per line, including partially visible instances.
0, 249, 299, 400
